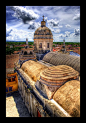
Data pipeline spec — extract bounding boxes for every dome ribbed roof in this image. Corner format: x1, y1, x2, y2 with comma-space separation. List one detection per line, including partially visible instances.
53, 80, 80, 117
43, 52, 80, 74
40, 65, 79, 88
34, 26, 52, 35
34, 16, 52, 35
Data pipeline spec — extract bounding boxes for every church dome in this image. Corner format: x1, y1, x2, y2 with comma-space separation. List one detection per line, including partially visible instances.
53, 80, 80, 117
34, 26, 53, 36
40, 65, 79, 88
34, 16, 53, 39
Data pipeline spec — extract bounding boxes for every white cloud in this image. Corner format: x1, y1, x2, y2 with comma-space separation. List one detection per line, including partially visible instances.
10, 6, 39, 24
74, 28, 80, 36
28, 21, 40, 30
59, 33, 65, 38
58, 25, 63, 28
54, 29, 61, 33
47, 19, 59, 27
6, 24, 13, 37
6, 27, 34, 41
73, 14, 80, 20
44, 17, 48, 22
65, 31, 70, 37
47, 18, 61, 34
65, 24, 71, 28
58, 31, 70, 38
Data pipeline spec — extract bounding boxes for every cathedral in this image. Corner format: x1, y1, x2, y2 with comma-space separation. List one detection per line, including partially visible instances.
34, 16, 53, 53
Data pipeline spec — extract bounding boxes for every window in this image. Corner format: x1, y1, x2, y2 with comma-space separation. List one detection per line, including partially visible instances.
47, 43, 49, 48
6, 87, 8, 92
8, 78, 11, 82
29, 51, 33, 55
9, 87, 12, 92
24, 51, 27, 55
39, 43, 42, 48
12, 76, 16, 81
8, 76, 16, 82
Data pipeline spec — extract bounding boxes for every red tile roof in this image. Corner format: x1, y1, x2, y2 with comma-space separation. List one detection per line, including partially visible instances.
6, 54, 19, 68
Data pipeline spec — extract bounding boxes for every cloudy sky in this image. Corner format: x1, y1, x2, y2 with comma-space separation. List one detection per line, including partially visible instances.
6, 6, 80, 42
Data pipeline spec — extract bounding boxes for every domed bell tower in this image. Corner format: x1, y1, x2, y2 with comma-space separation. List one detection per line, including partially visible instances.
62, 38, 66, 53
34, 15, 53, 55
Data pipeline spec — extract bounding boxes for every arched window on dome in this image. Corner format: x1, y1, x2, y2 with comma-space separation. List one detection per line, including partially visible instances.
47, 43, 49, 48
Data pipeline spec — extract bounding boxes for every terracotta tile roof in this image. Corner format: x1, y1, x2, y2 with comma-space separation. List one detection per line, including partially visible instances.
6, 54, 19, 68
13, 51, 21, 54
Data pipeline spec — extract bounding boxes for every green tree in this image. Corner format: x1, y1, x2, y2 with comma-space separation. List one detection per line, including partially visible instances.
53, 45, 55, 47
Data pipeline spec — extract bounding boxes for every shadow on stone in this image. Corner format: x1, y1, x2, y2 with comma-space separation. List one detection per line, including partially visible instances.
6, 91, 31, 117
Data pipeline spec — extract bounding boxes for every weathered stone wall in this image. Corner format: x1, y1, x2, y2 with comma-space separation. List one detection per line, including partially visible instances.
17, 70, 50, 117
34, 39, 53, 51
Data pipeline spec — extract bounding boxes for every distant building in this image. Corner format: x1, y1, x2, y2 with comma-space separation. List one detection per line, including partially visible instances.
10, 45, 13, 48
26, 38, 28, 45
19, 46, 36, 66
53, 46, 61, 52
61, 39, 66, 52
13, 51, 21, 54
63, 39, 65, 45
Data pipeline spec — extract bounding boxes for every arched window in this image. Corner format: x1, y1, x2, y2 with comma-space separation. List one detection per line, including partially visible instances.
39, 43, 42, 48
47, 43, 49, 48
24, 51, 27, 55
29, 51, 33, 55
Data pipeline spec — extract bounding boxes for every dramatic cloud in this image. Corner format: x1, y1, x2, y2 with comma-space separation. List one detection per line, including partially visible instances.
73, 14, 80, 20
47, 19, 59, 27
74, 29, 80, 36
28, 22, 40, 30
10, 6, 39, 24
6, 6, 80, 42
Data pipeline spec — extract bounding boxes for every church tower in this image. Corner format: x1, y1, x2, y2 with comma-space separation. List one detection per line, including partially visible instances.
34, 16, 53, 53
26, 38, 28, 45
62, 39, 66, 52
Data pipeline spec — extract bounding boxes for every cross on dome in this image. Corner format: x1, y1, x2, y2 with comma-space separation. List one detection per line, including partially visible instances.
42, 15, 44, 21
